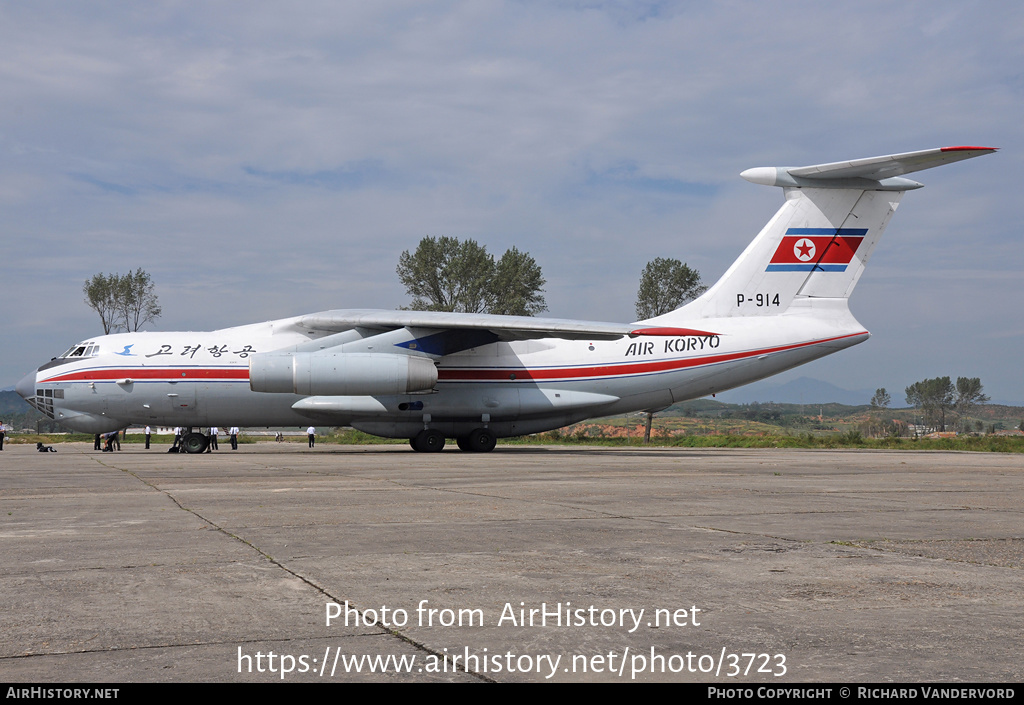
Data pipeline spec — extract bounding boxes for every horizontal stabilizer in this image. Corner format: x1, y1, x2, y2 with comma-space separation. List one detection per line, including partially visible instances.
741, 146, 996, 190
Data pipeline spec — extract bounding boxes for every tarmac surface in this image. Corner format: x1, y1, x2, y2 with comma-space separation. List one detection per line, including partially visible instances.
1, 441, 1021, 683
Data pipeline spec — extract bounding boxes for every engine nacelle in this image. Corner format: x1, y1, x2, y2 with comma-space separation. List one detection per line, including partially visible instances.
250, 352, 437, 396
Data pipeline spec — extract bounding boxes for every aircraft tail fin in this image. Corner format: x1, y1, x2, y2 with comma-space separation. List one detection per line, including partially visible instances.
647, 146, 996, 321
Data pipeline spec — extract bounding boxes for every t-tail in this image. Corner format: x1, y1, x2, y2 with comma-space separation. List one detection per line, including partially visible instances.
647, 146, 996, 323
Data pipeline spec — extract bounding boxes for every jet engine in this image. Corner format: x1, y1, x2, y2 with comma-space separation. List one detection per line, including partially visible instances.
249, 352, 437, 396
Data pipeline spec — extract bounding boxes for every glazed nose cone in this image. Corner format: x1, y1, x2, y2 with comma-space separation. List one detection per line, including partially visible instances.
16, 369, 36, 400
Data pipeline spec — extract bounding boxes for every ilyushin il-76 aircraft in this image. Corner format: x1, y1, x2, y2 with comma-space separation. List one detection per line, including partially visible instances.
17, 146, 995, 453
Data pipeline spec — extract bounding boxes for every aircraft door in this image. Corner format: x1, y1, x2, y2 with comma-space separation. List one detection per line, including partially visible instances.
157, 382, 199, 424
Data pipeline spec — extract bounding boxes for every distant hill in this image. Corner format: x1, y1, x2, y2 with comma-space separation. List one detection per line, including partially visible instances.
715, 376, 1021, 407
715, 376, 874, 406
0, 390, 32, 416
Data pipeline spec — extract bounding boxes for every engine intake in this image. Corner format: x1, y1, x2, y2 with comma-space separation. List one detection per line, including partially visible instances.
250, 352, 437, 396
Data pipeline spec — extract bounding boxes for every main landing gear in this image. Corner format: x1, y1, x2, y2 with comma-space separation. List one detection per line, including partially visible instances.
456, 428, 497, 453
410, 429, 445, 452
410, 427, 497, 453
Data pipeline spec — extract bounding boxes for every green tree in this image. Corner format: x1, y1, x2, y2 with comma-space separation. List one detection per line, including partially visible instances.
869, 388, 891, 409
866, 388, 891, 438
83, 273, 121, 334
118, 268, 162, 332
397, 236, 492, 313
635, 258, 707, 320
490, 246, 547, 316
634, 257, 706, 441
905, 377, 954, 431
84, 269, 162, 334
954, 377, 989, 420
397, 237, 546, 315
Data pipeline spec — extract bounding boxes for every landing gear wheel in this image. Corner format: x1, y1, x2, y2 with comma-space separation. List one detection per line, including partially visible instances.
457, 428, 497, 452
182, 432, 209, 454
468, 428, 497, 452
412, 429, 446, 452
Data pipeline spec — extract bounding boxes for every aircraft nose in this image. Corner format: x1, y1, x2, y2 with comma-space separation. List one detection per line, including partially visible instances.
15, 370, 36, 400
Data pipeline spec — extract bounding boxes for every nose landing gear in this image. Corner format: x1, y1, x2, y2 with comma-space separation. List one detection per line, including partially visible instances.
181, 429, 210, 454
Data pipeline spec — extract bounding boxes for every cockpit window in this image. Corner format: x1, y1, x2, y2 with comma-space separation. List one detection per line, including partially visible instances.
60, 343, 98, 358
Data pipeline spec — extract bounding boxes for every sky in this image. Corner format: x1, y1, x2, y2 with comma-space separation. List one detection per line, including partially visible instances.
2, 1, 1022, 403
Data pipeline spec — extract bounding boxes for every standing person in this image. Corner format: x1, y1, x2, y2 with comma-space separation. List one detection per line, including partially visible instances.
144, 425, 151, 449
114, 430, 121, 451
173, 427, 181, 450
0, 420, 6, 450
307, 426, 316, 448
94, 434, 101, 451
207, 427, 219, 452
229, 426, 239, 450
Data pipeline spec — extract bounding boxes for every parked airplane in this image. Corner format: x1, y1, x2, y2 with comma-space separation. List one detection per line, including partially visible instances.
17, 146, 995, 452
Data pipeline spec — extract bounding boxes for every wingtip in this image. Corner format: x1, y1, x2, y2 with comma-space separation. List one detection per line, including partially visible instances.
940, 145, 998, 152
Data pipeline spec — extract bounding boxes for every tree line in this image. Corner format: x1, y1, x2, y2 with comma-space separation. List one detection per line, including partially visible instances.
871, 377, 990, 433
395, 236, 705, 321
83, 242, 703, 336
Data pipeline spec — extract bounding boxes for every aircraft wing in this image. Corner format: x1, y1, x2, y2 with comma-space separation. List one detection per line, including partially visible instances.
294, 309, 717, 342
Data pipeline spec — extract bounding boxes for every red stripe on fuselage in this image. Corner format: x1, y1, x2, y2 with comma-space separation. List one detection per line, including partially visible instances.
38, 333, 866, 387
41, 367, 251, 383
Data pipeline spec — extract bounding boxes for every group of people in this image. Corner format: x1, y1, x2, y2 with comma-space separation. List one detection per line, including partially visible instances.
93, 426, 243, 451
170, 426, 242, 451
0, 422, 319, 452
72, 425, 320, 452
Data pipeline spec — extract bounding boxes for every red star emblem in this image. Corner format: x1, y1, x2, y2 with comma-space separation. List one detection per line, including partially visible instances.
794, 238, 815, 261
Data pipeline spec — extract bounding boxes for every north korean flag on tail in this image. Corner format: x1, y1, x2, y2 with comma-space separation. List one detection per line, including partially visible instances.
766, 228, 867, 272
